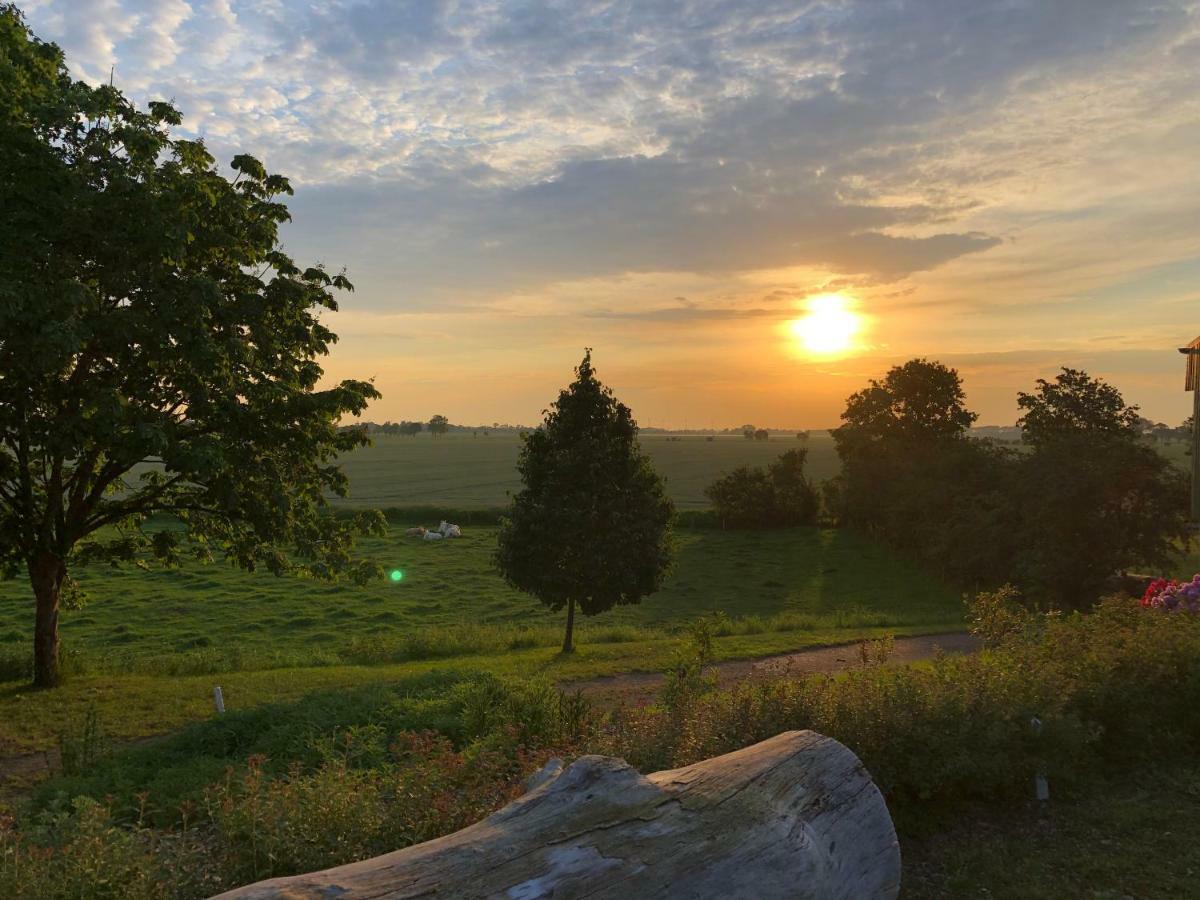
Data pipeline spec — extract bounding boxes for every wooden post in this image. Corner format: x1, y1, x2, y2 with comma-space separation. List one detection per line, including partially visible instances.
1181, 338, 1200, 524
1192, 386, 1200, 524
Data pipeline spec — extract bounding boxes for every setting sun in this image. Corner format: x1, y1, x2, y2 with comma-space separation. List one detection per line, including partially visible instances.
790, 294, 863, 356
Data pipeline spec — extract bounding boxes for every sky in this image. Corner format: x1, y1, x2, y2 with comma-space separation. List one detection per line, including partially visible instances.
20, 0, 1200, 428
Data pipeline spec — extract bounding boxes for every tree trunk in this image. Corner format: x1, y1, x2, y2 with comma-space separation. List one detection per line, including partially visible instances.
30, 552, 66, 688
214, 730, 901, 900
561, 596, 576, 653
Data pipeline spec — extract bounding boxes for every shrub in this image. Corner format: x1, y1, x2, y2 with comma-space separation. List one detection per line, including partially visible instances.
966, 584, 1039, 646
705, 449, 820, 529
201, 727, 581, 888
660, 617, 719, 712
0, 797, 217, 900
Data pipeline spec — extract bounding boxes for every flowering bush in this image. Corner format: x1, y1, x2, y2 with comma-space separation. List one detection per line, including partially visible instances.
1142, 575, 1200, 613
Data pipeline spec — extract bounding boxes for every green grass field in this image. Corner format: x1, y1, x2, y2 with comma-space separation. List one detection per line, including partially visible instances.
0, 526, 959, 673
0, 523, 964, 753
330, 431, 842, 508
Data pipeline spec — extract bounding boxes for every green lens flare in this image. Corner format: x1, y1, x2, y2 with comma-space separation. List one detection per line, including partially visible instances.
389, 569, 404, 582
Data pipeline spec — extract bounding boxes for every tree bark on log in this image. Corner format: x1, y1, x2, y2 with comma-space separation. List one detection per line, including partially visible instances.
214, 730, 901, 900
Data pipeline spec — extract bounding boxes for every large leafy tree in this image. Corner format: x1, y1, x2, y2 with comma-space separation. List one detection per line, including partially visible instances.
0, 7, 383, 687
1015, 369, 1187, 606
1017, 367, 1141, 445
495, 351, 673, 652
832, 358, 977, 456
829, 359, 1017, 586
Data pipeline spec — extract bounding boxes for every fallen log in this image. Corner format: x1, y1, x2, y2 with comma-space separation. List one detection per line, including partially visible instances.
214, 730, 901, 899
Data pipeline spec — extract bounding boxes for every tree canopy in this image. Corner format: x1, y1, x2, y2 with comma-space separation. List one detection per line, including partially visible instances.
0, 7, 382, 686
828, 359, 1014, 588
833, 358, 976, 458
1014, 369, 1186, 604
1017, 368, 1141, 446
829, 358, 1187, 608
495, 351, 673, 652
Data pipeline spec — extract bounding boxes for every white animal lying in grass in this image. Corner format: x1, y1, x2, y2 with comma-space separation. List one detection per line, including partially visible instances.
438, 520, 463, 538
423, 530, 444, 541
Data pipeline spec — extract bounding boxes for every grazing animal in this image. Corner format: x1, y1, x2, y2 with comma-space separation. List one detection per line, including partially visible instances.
438, 521, 463, 538
404, 526, 426, 537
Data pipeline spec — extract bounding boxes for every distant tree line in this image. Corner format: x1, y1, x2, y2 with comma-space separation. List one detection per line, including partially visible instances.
364, 418, 537, 436
375, 420, 424, 436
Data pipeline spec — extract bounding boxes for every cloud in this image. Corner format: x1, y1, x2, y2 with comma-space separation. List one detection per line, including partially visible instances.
18, 0, 1200, 430
583, 304, 786, 322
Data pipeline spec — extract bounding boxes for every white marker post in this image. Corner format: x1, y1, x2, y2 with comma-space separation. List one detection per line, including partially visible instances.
213, 685, 225, 715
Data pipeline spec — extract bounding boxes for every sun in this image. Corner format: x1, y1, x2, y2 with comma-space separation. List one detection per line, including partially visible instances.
789, 294, 862, 356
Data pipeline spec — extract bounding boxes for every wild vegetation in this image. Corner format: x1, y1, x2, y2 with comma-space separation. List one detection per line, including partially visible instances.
1, 595, 1197, 897
0, 524, 962, 754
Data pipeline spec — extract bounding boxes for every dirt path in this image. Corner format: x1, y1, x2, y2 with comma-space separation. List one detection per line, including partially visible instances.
0, 747, 57, 804
564, 631, 981, 707
0, 734, 165, 805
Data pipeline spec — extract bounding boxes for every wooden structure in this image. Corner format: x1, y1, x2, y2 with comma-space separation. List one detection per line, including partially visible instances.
1182, 336, 1200, 523
214, 731, 901, 900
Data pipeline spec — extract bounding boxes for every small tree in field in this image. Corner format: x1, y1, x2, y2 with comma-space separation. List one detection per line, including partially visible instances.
495, 351, 673, 652
428, 415, 449, 436
0, 9, 383, 687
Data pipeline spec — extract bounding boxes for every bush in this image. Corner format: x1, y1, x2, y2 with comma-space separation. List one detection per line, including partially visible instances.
660, 616, 719, 711
965, 584, 1040, 646
704, 449, 820, 528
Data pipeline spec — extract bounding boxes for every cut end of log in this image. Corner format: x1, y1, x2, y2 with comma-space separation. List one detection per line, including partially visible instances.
213, 730, 901, 900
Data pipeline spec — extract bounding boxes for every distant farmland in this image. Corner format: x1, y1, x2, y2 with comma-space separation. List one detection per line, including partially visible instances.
333, 431, 842, 509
